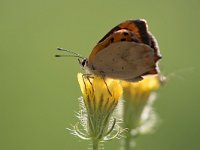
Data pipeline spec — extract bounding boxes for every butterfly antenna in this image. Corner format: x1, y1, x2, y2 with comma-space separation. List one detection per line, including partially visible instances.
56, 47, 84, 59
55, 54, 83, 58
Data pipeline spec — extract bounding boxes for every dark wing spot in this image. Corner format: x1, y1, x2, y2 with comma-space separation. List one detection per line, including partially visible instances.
98, 26, 121, 43
121, 66, 124, 70
123, 32, 129, 36
131, 38, 139, 42
110, 38, 114, 43
120, 38, 126, 41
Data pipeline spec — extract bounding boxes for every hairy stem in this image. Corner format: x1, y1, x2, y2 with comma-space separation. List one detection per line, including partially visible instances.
92, 139, 99, 150
124, 132, 135, 150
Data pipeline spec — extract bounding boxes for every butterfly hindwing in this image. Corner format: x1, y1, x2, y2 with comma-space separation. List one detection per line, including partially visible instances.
89, 42, 156, 80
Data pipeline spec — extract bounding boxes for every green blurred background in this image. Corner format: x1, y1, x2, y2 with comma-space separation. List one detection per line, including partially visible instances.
1, 0, 200, 150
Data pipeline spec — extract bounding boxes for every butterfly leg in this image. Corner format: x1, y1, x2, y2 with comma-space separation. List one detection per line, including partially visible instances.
103, 78, 112, 96
82, 73, 112, 96
99, 71, 112, 96
81, 74, 87, 92
82, 73, 95, 93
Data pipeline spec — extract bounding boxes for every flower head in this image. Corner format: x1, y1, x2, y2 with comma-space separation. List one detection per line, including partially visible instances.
122, 76, 160, 103
121, 75, 161, 134
72, 73, 123, 146
78, 73, 122, 114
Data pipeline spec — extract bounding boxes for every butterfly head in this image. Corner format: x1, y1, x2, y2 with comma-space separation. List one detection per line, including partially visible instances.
78, 58, 88, 68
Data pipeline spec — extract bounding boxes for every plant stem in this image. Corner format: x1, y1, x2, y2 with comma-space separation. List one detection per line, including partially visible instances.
92, 139, 99, 150
123, 128, 140, 150
123, 132, 136, 150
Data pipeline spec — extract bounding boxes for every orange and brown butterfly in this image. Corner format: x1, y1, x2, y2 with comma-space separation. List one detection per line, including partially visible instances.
56, 19, 162, 82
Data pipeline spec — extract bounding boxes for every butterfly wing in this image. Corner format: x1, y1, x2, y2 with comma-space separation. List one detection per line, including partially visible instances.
89, 41, 157, 81
97, 19, 147, 44
89, 29, 138, 63
89, 19, 161, 75
98, 19, 160, 54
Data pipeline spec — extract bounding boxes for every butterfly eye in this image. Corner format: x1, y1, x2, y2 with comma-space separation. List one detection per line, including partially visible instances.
81, 58, 88, 67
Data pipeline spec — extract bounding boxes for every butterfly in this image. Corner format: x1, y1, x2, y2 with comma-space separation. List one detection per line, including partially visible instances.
56, 19, 161, 82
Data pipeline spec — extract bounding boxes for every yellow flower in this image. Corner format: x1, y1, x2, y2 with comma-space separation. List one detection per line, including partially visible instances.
122, 75, 160, 104
77, 73, 123, 143
122, 75, 160, 131
121, 75, 161, 149
78, 73, 122, 112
